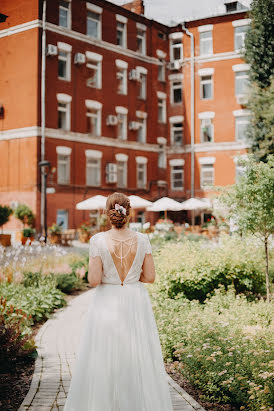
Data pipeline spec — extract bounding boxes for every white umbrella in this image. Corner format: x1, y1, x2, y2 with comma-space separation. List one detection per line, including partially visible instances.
128, 195, 153, 209
147, 197, 184, 219
76, 195, 107, 210
181, 197, 210, 210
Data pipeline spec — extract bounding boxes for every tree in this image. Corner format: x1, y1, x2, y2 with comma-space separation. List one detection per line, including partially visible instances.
14, 204, 34, 227
247, 79, 274, 162
220, 155, 274, 302
0, 206, 13, 233
245, 0, 274, 89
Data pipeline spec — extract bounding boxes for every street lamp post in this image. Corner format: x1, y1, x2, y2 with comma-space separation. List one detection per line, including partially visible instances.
38, 160, 51, 242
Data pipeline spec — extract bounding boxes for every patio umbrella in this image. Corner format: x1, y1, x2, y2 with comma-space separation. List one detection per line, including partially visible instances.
180, 197, 210, 210
76, 195, 107, 210
147, 197, 184, 219
128, 195, 153, 209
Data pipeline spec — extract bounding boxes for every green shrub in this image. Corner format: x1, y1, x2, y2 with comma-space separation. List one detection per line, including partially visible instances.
0, 297, 36, 369
56, 273, 84, 293
149, 287, 274, 410
70, 255, 89, 282
154, 236, 268, 301
23, 271, 56, 288
0, 282, 66, 323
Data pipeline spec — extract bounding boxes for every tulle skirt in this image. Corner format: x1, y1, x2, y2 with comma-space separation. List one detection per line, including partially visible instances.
63, 281, 173, 411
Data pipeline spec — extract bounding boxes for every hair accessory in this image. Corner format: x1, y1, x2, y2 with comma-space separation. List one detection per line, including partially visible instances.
114, 203, 127, 215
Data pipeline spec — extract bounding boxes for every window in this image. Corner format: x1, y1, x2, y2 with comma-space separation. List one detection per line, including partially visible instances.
117, 22, 126, 47
171, 122, 183, 146
171, 81, 182, 104
234, 25, 248, 51
137, 118, 146, 143
200, 118, 214, 143
137, 163, 147, 189
57, 154, 70, 184
86, 52, 102, 89
158, 151, 166, 169
171, 165, 184, 190
158, 98, 166, 123
235, 115, 249, 141
87, 11, 101, 39
158, 60, 165, 82
57, 210, 68, 230
201, 164, 214, 188
200, 31, 213, 55
116, 68, 127, 95
200, 75, 213, 99
137, 28, 146, 54
58, 51, 70, 80
117, 113, 127, 140
235, 71, 249, 96
117, 161, 127, 188
86, 158, 101, 186
58, 103, 70, 130
86, 108, 101, 136
139, 73, 147, 100
171, 39, 183, 61
59, 0, 70, 29
235, 164, 246, 182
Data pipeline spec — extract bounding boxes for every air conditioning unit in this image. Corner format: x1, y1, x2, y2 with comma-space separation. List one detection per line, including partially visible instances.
106, 115, 118, 126
46, 44, 58, 56
74, 53, 86, 65
129, 121, 140, 130
106, 163, 117, 183
128, 69, 140, 81
169, 60, 181, 70
237, 95, 248, 105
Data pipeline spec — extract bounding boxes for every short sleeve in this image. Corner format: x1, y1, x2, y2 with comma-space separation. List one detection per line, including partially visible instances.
144, 234, 152, 255
89, 235, 101, 258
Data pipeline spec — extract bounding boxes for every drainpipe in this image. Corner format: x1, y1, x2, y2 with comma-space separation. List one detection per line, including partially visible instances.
40, 0, 47, 236
182, 23, 195, 225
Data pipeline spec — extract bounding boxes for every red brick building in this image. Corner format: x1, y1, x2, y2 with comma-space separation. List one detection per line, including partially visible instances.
0, 0, 250, 234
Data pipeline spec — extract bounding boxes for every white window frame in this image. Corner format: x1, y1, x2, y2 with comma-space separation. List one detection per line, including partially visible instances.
169, 33, 183, 62
170, 159, 184, 191
200, 75, 213, 100
198, 112, 215, 143
56, 146, 71, 185
57, 42, 71, 82
137, 118, 146, 144
170, 80, 182, 104
57, 93, 71, 131
199, 31, 213, 56
116, 106, 128, 140
86, 51, 102, 89
171, 123, 183, 146
85, 100, 102, 137
116, 15, 127, 49
136, 23, 146, 55
59, 0, 71, 29
117, 68, 127, 95
86, 3, 102, 40
232, 19, 251, 52
115, 153, 128, 188
136, 157, 147, 189
157, 91, 167, 124
199, 157, 215, 189
158, 59, 165, 82
235, 71, 249, 97
85, 150, 102, 187
233, 110, 250, 142
56, 209, 68, 230
139, 73, 147, 100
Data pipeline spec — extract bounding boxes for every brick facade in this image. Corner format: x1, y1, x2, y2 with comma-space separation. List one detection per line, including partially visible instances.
0, 0, 249, 233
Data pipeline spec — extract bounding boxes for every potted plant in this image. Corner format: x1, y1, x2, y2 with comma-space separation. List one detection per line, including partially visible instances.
49, 223, 62, 244
78, 223, 91, 243
0, 205, 13, 247
21, 227, 35, 245
15, 204, 34, 227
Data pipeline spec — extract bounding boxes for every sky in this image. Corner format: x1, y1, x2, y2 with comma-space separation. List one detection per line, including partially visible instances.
110, 0, 251, 25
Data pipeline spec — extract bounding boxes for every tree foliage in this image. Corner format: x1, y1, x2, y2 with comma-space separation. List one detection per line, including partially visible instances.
247, 79, 274, 161
14, 204, 34, 226
0, 206, 13, 230
245, 0, 274, 89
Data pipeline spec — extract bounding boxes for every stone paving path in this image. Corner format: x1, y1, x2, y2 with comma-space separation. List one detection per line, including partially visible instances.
19, 289, 205, 411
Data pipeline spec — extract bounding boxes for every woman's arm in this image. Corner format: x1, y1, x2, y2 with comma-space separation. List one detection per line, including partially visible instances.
87, 256, 103, 287
139, 254, 156, 284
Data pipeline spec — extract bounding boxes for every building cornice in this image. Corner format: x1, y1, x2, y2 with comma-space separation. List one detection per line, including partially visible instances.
0, 127, 160, 153
183, 50, 244, 64
0, 20, 160, 65
168, 141, 249, 154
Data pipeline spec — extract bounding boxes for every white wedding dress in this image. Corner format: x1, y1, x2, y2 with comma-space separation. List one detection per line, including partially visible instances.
64, 231, 173, 411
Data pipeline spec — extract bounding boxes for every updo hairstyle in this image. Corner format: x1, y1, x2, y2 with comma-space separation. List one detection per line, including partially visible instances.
106, 192, 131, 229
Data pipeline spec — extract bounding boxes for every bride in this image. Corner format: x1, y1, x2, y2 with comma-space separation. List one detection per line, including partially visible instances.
64, 192, 173, 411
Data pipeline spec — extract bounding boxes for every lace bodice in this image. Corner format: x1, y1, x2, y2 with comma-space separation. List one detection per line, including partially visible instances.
89, 231, 152, 285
